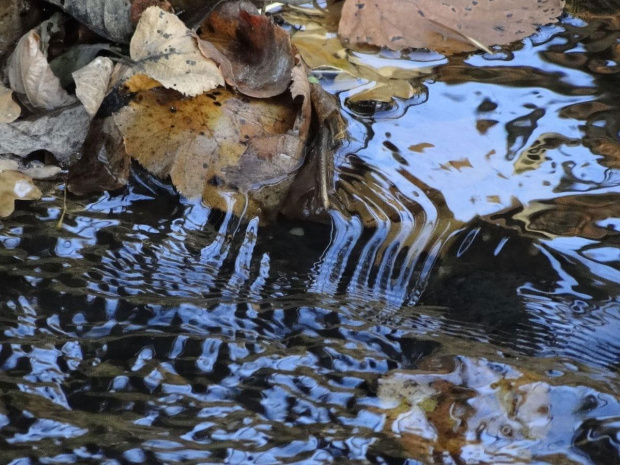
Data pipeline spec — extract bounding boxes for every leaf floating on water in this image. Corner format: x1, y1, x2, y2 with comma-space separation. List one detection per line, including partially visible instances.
73, 57, 115, 116
0, 103, 90, 165
197, 1, 295, 98
130, 6, 224, 97
44, 0, 135, 43
7, 29, 76, 110
0, 84, 21, 123
0, 170, 42, 218
338, 0, 566, 54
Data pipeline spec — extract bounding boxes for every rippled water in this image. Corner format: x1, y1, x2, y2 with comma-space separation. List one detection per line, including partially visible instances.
1, 11, 620, 465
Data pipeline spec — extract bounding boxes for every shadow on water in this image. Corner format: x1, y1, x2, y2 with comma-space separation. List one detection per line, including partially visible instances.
0, 12, 620, 465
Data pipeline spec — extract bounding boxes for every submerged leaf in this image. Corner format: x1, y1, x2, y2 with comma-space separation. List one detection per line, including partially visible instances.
73, 57, 114, 116
338, 0, 566, 54
44, 0, 134, 43
0, 170, 42, 217
0, 84, 21, 123
7, 30, 76, 110
198, 1, 295, 98
130, 6, 224, 97
0, 103, 90, 165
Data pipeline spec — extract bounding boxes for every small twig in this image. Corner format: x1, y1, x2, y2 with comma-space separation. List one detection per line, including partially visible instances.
56, 184, 67, 230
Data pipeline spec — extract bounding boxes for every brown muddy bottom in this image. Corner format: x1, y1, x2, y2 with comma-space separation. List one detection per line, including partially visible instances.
0, 11, 619, 465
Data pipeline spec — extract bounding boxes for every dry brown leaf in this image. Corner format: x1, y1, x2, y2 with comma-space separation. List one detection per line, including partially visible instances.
7, 29, 76, 110
0, 170, 42, 217
130, 6, 224, 97
73, 57, 114, 117
0, 0, 42, 61
339, 0, 566, 54
0, 84, 21, 123
114, 62, 311, 220
44, 0, 134, 43
197, 2, 295, 98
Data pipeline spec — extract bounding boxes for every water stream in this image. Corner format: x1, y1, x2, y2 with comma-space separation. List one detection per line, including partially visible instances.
0, 11, 619, 465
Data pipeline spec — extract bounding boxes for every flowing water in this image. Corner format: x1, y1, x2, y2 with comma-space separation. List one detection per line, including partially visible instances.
1, 10, 620, 465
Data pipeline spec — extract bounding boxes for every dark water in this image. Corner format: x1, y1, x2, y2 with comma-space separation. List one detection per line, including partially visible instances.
1, 12, 620, 465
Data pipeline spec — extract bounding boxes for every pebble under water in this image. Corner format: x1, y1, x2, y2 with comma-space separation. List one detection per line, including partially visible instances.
1, 13, 620, 465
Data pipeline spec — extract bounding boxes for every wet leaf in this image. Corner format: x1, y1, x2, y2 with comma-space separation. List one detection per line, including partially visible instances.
73, 57, 115, 116
197, 1, 295, 98
286, 11, 431, 104
7, 29, 76, 110
377, 357, 557, 463
114, 62, 311, 220
338, 0, 566, 54
0, 84, 21, 123
44, 0, 134, 43
68, 116, 130, 195
281, 83, 347, 220
0, 170, 42, 217
0, 103, 90, 165
130, 7, 224, 97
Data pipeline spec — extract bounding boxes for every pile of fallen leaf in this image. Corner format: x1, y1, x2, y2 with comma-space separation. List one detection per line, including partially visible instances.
0, 0, 569, 221
0, 0, 345, 222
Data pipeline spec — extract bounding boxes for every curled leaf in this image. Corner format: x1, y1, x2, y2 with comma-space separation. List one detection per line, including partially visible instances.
0, 170, 42, 217
198, 1, 295, 98
73, 57, 115, 116
130, 6, 224, 97
7, 29, 76, 110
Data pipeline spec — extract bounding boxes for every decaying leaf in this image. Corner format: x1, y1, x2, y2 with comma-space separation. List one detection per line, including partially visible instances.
130, 6, 224, 97
198, 1, 295, 98
0, 170, 42, 217
7, 29, 77, 110
0, 84, 21, 123
68, 116, 130, 195
73, 57, 115, 116
338, 0, 566, 54
114, 63, 311, 220
44, 0, 134, 43
0, 103, 90, 165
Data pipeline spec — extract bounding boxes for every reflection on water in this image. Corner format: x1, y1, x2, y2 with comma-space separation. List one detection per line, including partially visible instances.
0, 13, 620, 465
